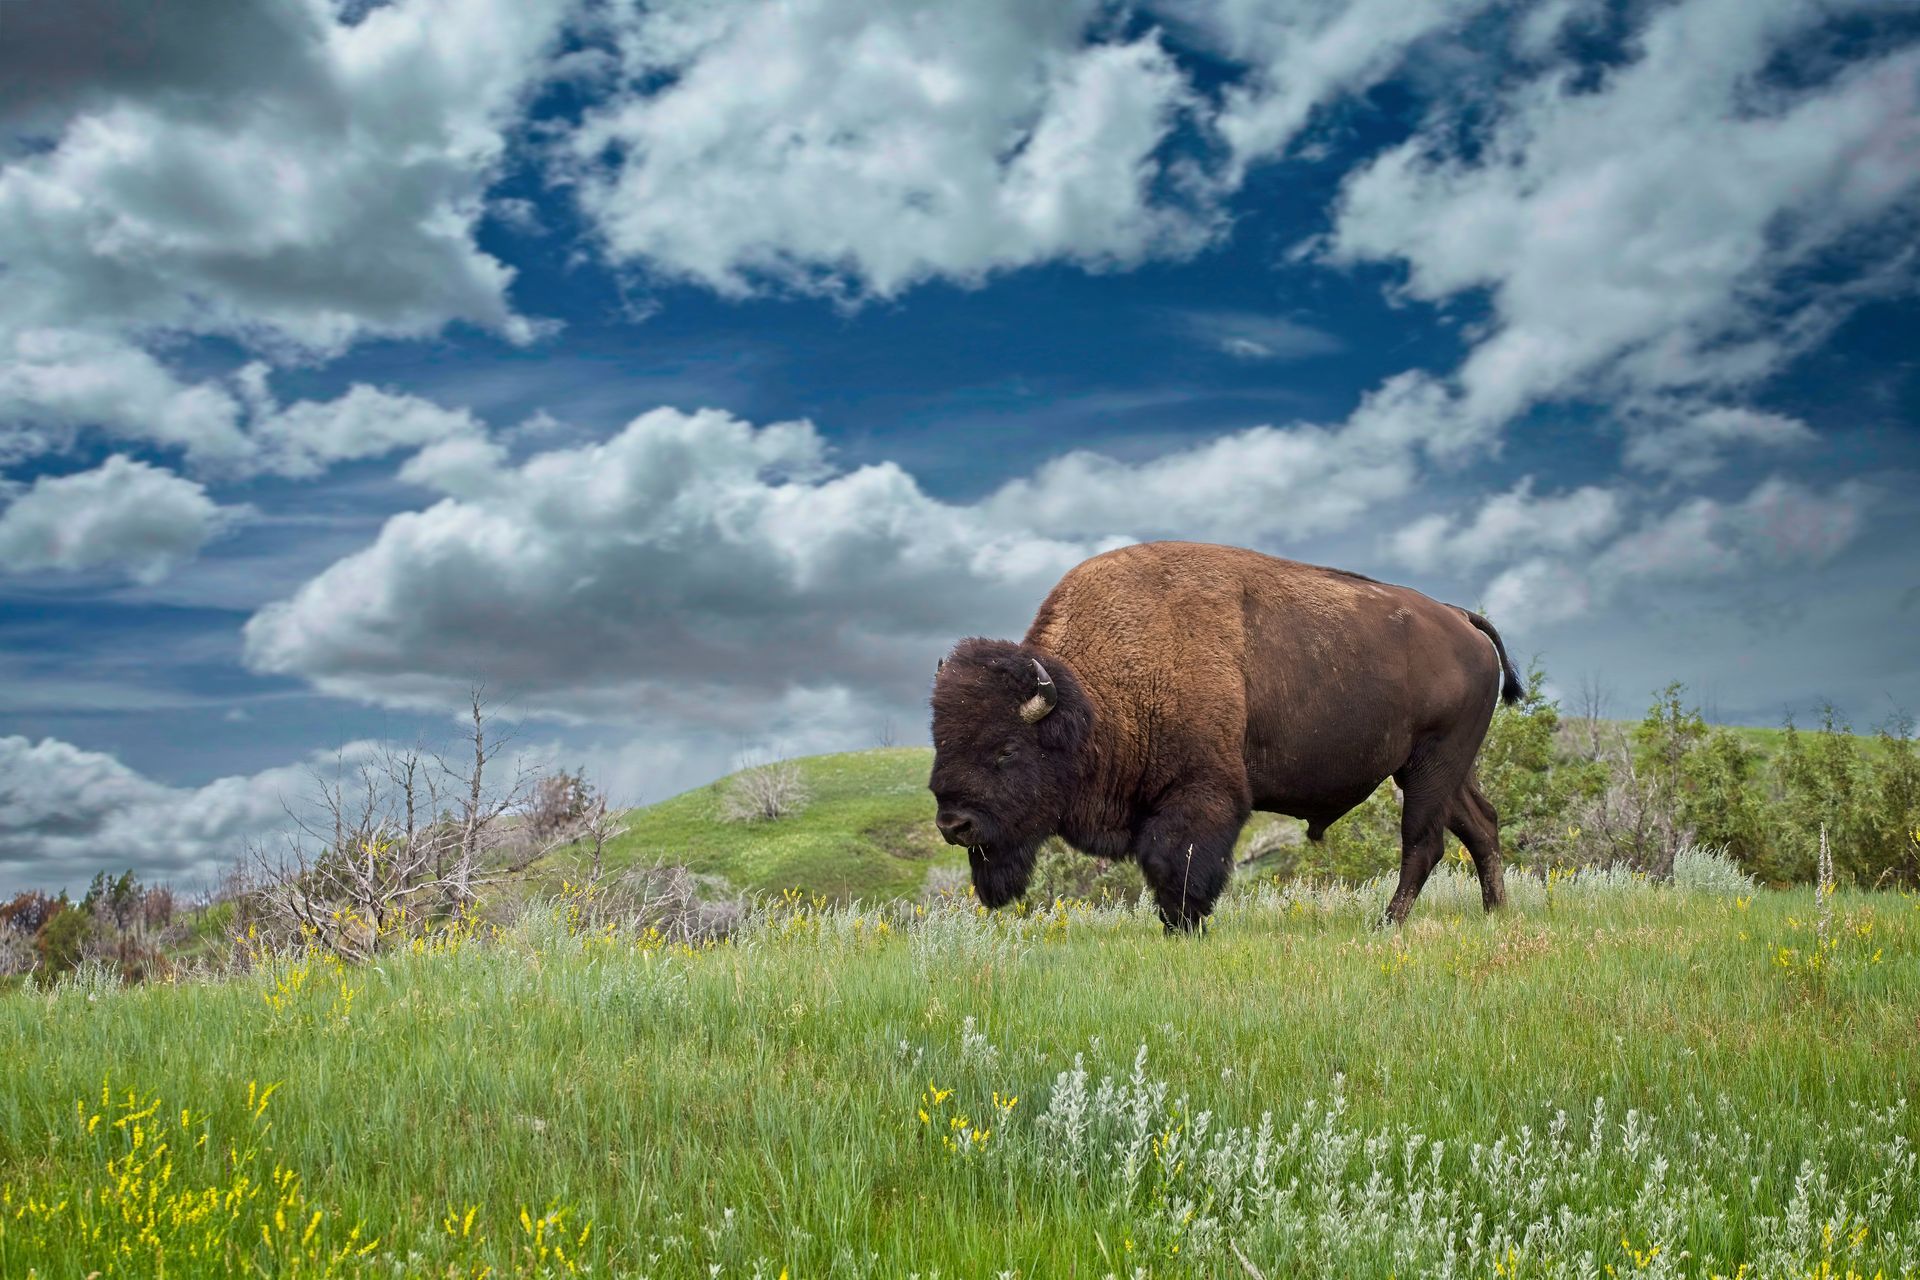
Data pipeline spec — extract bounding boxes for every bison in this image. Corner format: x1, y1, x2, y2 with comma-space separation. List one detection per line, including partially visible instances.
928, 541, 1523, 930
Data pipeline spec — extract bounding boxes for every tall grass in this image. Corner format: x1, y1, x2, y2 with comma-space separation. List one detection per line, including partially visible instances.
2, 859, 1915, 1278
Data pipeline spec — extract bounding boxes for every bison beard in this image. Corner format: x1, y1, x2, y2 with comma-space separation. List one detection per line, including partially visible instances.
965, 839, 1042, 909
930, 542, 1523, 931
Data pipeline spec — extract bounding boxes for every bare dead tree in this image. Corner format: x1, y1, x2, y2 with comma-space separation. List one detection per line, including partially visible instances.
878, 716, 898, 749
244, 692, 596, 960
442, 690, 500, 908
580, 793, 630, 887
0, 928, 33, 979
1564, 735, 1686, 873
1575, 673, 1611, 762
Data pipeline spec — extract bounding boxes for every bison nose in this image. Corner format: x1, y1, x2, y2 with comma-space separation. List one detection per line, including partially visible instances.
935, 810, 976, 846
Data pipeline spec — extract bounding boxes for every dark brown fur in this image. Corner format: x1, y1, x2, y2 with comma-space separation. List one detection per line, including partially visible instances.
929, 541, 1521, 930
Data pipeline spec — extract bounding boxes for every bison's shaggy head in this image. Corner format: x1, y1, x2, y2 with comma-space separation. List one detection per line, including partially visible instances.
928, 639, 1092, 908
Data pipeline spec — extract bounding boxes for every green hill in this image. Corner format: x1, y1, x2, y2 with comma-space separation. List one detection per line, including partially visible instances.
586, 746, 955, 899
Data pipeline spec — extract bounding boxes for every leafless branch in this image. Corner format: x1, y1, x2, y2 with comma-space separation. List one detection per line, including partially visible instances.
240, 688, 596, 960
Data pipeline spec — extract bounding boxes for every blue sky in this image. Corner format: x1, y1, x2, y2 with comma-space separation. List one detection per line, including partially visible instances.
2, 0, 1917, 893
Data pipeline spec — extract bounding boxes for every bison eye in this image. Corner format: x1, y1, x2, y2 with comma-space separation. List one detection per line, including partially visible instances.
995, 744, 1017, 767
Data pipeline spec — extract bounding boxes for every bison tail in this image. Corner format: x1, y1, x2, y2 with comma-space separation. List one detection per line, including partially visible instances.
1464, 611, 1525, 706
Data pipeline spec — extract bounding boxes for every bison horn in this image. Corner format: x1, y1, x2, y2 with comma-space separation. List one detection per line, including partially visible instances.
1018, 658, 1057, 723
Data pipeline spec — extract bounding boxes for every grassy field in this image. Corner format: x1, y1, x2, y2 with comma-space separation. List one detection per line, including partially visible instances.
3, 860, 1917, 1279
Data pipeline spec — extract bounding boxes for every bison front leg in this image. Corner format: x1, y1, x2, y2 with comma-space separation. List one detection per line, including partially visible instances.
1134, 790, 1245, 934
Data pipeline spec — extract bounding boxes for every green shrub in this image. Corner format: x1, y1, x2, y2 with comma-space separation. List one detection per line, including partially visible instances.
1771, 709, 1920, 887
34, 908, 93, 978
1023, 839, 1145, 905
1677, 728, 1773, 877
1868, 717, 1920, 886
1479, 665, 1605, 868
1305, 780, 1403, 881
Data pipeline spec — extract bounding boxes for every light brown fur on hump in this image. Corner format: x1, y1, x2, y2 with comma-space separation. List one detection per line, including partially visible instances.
1022, 542, 1387, 762
1021, 542, 1434, 787
1026, 541, 1378, 656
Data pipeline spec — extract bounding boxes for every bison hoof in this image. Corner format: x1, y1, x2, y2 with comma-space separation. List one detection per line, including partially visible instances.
1378, 898, 1414, 929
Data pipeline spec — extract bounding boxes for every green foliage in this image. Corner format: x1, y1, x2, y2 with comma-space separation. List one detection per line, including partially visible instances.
1595, 682, 1775, 878
1479, 665, 1605, 867
1630, 682, 1709, 877
1872, 718, 1920, 881
1678, 728, 1774, 876
33, 906, 93, 977
1023, 839, 1146, 905
189, 900, 236, 945
1572, 689, 1920, 888
1772, 708, 1920, 887
1304, 780, 1403, 880
81, 868, 143, 931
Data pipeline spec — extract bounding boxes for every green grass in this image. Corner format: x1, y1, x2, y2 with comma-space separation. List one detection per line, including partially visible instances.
1607, 721, 1879, 760
4, 864, 1917, 1279
1722, 724, 1787, 755
576, 746, 954, 900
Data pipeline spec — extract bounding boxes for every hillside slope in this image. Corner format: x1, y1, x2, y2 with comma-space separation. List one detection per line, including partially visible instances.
588, 747, 956, 899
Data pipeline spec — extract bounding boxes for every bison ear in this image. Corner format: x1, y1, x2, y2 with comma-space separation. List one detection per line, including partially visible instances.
1017, 658, 1057, 723
936, 656, 945, 675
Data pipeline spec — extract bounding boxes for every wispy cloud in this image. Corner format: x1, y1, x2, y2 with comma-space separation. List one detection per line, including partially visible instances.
1165, 308, 1344, 362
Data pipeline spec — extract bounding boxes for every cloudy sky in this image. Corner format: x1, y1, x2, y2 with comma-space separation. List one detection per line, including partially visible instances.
2, 0, 1917, 894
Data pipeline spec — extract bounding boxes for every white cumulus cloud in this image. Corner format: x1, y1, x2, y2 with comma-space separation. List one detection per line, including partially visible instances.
1162, 0, 1500, 178
0, 455, 245, 583
1388, 479, 1623, 574
0, 0, 570, 355
0, 330, 248, 468
566, 0, 1218, 300
985, 369, 1464, 539
1622, 405, 1819, 479
0, 0, 570, 477
1325, 0, 1920, 439
0, 734, 380, 895
238, 367, 488, 480
242, 407, 1120, 720
1480, 476, 1871, 629
1, 351, 489, 478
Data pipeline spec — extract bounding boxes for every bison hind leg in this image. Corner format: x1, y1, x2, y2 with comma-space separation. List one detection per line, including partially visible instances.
1445, 778, 1507, 912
